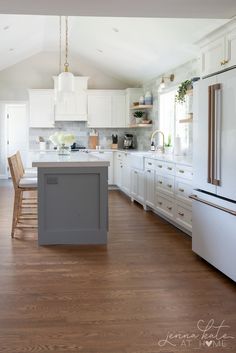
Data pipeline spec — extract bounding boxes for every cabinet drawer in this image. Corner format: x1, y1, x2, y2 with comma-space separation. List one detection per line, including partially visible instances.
145, 158, 155, 170
156, 175, 175, 196
156, 161, 165, 173
175, 178, 193, 204
175, 202, 192, 231
156, 193, 175, 218
176, 164, 193, 180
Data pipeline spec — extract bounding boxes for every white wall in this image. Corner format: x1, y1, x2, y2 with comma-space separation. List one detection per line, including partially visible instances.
0, 51, 132, 101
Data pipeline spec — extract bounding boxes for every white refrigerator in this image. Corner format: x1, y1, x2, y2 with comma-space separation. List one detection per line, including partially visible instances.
192, 68, 236, 282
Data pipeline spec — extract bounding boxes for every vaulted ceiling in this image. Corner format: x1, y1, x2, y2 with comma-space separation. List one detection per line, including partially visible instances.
0, 15, 228, 84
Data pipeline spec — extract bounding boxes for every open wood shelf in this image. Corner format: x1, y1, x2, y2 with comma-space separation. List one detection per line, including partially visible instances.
129, 124, 153, 128
130, 105, 153, 110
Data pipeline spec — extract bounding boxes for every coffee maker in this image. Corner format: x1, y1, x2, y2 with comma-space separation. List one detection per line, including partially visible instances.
123, 134, 134, 149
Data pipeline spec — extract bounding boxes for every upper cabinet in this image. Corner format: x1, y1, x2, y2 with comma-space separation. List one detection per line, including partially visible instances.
54, 76, 89, 121
29, 89, 55, 128
199, 20, 236, 77
87, 90, 126, 128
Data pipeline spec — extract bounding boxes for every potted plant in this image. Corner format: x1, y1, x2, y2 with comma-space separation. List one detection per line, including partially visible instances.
175, 80, 193, 104
164, 134, 173, 154
133, 110, 146, 124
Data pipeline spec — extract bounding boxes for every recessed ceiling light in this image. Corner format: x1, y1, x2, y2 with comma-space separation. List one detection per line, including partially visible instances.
112, 27, 119, 33
3, 25, 10, 31
97, 49, 103, 53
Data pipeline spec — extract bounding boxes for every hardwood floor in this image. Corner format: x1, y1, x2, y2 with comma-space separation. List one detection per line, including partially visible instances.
0, 180, 235, 353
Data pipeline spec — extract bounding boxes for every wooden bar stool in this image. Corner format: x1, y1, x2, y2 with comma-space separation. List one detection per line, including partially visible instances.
16, 151, 37, 205
8, 153, 38, 238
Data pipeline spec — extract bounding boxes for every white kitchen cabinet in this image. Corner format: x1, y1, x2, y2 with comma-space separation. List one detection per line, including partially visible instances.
114, 152, 122, 187
145, 169, 155, 208
87, 90, 126, 128
200, 37, 225, 77
90, 151, 114, 185
121, 165, 131, 195
55, 92, 87, 121
130, 169, 145, 204
199, 20, 236, 76
29, 89, 55, 128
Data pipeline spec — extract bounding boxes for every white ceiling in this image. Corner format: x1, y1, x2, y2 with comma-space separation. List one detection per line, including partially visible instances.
0, 0, 236, 18
0, 15, 228, 84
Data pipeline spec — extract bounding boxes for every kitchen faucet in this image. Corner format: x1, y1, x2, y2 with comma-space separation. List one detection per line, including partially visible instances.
150, 129, 165, 153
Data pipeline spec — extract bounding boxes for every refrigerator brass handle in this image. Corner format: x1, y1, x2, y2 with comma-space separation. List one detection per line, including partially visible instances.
189, 194, 236, 216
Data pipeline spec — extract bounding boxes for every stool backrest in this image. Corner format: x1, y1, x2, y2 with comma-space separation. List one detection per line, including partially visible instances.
8, 154, 23, 190
16, 151, 25, 176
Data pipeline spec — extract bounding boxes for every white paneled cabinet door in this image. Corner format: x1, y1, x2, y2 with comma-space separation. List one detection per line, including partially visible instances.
29, 89, 55, 128
111, 94, 126, 127
87, 94, 111, 128
145, 169, 155, 208
121, 166, 131, 195
55, 91, 87, 121
131, 169, 145, 203
201, 37, 225, 76
90, 151, 113, 185
225, 28, 236, 69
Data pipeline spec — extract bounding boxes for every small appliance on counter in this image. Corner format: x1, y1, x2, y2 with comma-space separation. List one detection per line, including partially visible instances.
112, 134, 118, 149
123, 134, 134, 149
71, 143, 87, 151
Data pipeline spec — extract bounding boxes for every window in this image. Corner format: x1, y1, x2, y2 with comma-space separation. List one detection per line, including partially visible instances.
159, 88, 193, 155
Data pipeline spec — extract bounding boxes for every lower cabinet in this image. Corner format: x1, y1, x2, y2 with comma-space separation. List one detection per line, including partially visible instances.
145, 169, 155, 208
130, 169, 145, 204
156, 193, 175, 220
121, 165, 131, 195
175, 201, 192, 232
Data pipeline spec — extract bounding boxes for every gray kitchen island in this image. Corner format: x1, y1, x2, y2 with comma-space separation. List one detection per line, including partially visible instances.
32, 152, 109, 246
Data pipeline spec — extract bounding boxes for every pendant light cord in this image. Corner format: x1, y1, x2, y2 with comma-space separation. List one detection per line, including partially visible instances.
64, 16, 69, 72
59, 16, 62, 74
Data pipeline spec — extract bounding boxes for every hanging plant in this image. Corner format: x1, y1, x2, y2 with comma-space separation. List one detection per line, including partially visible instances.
175, 80, 193, 104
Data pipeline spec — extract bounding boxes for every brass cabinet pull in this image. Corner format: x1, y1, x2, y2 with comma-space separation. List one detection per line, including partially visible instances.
167, 206, 172, 211
159, 181, 163, 184
158, 201, 163, 205
147, 170, 151, 173
179, 170, 184, 173
167, 167, 172, 170
179, 188, 185, 192
167, 184, 172, 188
134, 171, 138, 174
220, 59, 229, 65
148, 162, 152, 165
158, 165, 163, 168
178, 212, 184, 217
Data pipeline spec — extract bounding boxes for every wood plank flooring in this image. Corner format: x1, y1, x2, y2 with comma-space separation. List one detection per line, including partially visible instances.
0, 180, 235, 353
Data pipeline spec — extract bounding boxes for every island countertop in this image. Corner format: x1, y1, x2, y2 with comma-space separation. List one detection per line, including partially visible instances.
32, 151, 110, 168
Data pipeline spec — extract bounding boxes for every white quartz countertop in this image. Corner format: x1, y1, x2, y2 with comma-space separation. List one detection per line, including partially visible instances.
32, 151, 110, 168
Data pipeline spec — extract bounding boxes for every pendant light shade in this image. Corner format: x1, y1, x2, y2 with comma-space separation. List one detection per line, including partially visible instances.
58, 70, 75, 93
57, 16, 75, 95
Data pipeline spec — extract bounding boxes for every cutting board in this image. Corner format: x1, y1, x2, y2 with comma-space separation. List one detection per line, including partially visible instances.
88, 135, 99, 149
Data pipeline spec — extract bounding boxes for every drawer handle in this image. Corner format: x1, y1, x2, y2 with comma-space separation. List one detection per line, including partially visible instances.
158, 201, 163, 205
158, 165, 163, 168
179, 170, 185, 174
147, 170, 151, 173
121, 166, 123, 168
148, 162, 152, 165
134, 171, 138, 174
167, 206, 172, 211
159, 181, 163, 184
167, 167, 173, 170
179, 188, 185, 192
178, 212, 184, 217
167, 184, 172, 188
